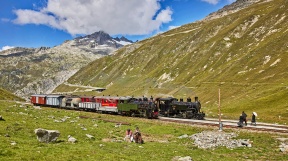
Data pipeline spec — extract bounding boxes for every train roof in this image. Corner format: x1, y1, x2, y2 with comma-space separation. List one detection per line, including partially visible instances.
31, 94, 47, 97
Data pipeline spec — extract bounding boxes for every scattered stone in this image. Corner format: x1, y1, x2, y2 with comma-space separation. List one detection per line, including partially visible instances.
68, 135, 77, 143
93, 124, 98, 127
34, 128, 60, 143
279, 142, 288, 152
178, 134, 189, 139
10, 141, 17, 146
48, 115, 55, 119
190, 130, 252, 149
86, 134, 95, 139
81, 127, 87, 130
99, 144, 104, 147
33, 106, 42, 109
5, 134, 10, 137
172, 156, 193, 161
115, 123, 122, 128
61, 118, 67, 122
19, 112, 28, 115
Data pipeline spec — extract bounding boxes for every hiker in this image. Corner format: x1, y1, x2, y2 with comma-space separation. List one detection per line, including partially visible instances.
124, 129, 133, 142
242, 111, 247, 126
251, 112, 257, 126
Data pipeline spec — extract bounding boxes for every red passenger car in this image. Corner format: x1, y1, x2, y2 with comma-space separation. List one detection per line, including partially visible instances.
94, 96, 120, 112
80, 96, 96, 102
30, 94, 47, 105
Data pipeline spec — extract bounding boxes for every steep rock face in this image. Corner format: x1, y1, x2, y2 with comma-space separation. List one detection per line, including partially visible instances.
0, 31, 133, 99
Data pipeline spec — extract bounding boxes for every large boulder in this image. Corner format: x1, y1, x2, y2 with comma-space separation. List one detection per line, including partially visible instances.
34, 128, 60, 143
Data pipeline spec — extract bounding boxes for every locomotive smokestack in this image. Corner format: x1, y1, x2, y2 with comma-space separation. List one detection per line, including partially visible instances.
195, 96, 198, 102
180, 98, 183, 102
187, 97, 191, 102
150, 96, 153, 101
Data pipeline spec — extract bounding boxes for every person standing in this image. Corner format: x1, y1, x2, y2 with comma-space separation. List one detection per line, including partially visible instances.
242, 111, 247, 126
251, 112, 257, 126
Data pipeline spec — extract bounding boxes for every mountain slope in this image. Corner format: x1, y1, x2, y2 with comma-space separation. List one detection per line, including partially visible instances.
54, 0, 288, 123
0, 31, 132, 99
0, 88, 24, 101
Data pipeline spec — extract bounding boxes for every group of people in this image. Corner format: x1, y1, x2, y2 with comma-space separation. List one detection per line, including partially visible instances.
238, 111, 257, 127
124, 127, 143, 144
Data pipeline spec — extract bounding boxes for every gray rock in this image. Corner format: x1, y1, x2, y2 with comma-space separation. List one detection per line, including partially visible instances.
86, 134, 95, 139
10, 141, 17, 146
172, 156, 193, 161
178, 134, 189, 139
34, 128, 60, 143
68, 135, 77, 143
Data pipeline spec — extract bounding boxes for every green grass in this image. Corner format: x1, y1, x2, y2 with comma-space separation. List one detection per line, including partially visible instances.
1, 100, 288, 161
0, 88, 24, 101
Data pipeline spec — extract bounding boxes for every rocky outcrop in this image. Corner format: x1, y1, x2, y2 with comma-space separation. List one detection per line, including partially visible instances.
34, 128, 60, 143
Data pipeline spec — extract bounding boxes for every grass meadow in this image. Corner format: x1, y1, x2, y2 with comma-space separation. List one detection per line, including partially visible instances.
0, 100, 287, 161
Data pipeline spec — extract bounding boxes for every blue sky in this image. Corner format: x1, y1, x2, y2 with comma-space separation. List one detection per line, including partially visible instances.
0, 0, 236, 51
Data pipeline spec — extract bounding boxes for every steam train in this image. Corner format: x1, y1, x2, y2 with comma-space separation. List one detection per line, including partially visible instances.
30, 94, 205, 120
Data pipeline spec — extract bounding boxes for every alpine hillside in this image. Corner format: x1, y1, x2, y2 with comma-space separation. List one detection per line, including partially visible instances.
54, 0, 288, 123
0, 31, 133, 99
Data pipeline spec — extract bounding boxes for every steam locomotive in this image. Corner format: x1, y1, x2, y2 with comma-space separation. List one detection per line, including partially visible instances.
30, 94, 205, 120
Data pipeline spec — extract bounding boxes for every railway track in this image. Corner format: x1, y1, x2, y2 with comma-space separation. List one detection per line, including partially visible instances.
158, 117, 288, 134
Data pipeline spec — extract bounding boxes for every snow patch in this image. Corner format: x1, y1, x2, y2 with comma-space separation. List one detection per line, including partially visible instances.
116, 41, 132, 46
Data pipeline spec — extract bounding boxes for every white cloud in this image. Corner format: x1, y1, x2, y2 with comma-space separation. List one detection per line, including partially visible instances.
0, 46, 15, 51
12, 0, 173, 36
201, 0, 220, 5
